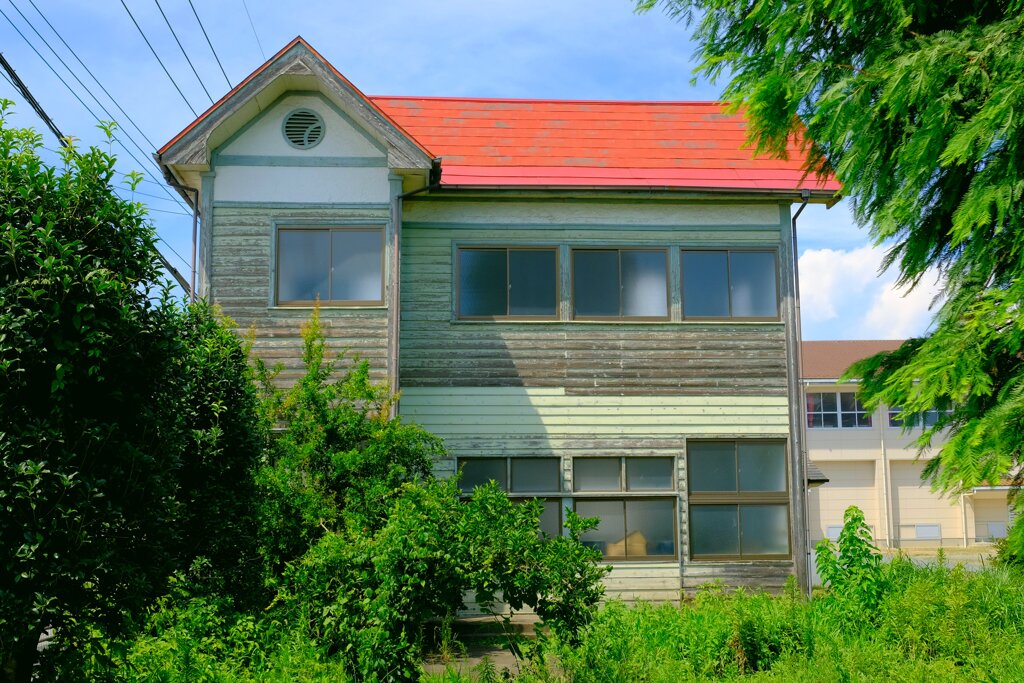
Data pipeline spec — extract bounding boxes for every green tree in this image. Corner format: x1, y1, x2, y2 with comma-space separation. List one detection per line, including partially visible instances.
639, 0, 1024, 547
0, 106, 265, 682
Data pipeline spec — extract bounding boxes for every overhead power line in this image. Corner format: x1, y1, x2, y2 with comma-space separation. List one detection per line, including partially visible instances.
25, 0, 159, 151
0, 50, 191, 296
0, 51, 65, 145
153, 0, 213, 104
4, 1, 190, 212
240, 0, 265, 60
188, 0, 231, 89
119, 0, 198, 117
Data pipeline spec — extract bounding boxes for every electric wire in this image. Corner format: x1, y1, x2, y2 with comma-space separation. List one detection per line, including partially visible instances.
153, 0, 213, 104
156, 236, 192, 270
188, 0, 231, 89
119, 0, 198, 117
4, 1, 190, 211
240, 0, 265, 60
25, 0, 159, 151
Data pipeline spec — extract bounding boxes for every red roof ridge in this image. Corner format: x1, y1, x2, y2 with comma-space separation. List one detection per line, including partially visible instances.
370, 95, 729, 106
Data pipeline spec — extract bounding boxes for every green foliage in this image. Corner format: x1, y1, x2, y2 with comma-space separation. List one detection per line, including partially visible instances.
544, 560, 1024, 682
638, 0, 1024, 553
815, 506, 885, 611
252, 308, 607, 681
0, 107, 265, 682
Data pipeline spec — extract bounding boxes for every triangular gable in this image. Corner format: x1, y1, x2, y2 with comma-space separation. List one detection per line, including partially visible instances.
157, 37, 434, 173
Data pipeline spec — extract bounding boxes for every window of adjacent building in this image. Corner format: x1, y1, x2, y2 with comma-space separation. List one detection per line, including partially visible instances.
888, 407, 951, 428
457, 247, 558, 318
572, 457, 676, 560
572, 249, 669, 319
681, 250, 779, 319
806, 391, 872, 428
458, 457, 562, 537
687, 441, 790, 559
276, 227, 384, 305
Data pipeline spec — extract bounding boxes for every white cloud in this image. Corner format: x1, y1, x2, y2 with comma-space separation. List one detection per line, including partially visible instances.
799, 245, 942, 340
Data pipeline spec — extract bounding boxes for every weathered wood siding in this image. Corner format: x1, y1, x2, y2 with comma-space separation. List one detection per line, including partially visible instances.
208, 204, 390, 385
398, 197, 798, 595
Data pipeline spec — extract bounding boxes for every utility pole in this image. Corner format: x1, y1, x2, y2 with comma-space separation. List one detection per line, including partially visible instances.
0, 52, 192, 296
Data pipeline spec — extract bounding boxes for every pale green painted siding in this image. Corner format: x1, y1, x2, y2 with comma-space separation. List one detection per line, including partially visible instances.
208, 204, 390, 385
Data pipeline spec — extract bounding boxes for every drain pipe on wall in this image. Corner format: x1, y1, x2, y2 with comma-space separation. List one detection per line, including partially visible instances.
790, 189, 812, 597
158, 164, 201, 302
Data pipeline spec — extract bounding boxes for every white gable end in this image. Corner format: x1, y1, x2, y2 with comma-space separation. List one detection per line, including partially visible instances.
218, 93, 385, 159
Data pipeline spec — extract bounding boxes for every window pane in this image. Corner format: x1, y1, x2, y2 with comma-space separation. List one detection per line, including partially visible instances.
740, 505, 790, 556
730, 252, 778, 317
331, 230, 383, 301
819, 393, 838, 411
540, 499, 562, 538
806, 393, 824, 413
509, 250, 557, 316
278, 230, 329, 302
626, 499, 676, 558
510, 458, 560, 493
626, 458, 674, 491
576, 500, 626, 558
459, 459, 507, 492
690, 505, 739, 556
688, 442, 736, 492
682, 251, 729, 317
573, 250, 620, 317
821, 413, 839, 428
459, 250, 507, 316
574, 458, 621, 491
738, 443, 786, 493
621, 250, 667, 317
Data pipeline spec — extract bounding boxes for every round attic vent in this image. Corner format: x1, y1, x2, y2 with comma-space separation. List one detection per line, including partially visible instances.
282, 109, 324, 149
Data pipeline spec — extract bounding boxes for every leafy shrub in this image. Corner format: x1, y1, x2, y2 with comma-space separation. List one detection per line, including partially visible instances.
815, 506, 885, 611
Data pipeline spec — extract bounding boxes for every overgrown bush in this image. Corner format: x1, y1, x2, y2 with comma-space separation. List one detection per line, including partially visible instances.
814, 505, 885, 611
0, 108, 265, 682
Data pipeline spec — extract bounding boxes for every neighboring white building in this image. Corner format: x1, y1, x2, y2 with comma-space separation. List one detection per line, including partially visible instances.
803, 340, 1012, 548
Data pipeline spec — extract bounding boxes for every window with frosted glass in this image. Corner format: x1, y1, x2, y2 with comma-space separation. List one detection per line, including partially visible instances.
681, 249, 778, 319
459, 458, 508, 492
276, 227, 383, 304
457, 247, 557, 318
687, 441, 790, 559
625, 458, 674, 491
573, 458, 621, 491
572, 249, 667, 318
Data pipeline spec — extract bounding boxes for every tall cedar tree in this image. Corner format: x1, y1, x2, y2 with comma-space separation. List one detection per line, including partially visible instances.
639, 0, 1024, 549
0, 107, 265, 682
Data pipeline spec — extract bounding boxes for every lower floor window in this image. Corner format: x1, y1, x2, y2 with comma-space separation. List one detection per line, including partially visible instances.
576, 498, 676, 559
689, 504, 790, 558
458, 457, 562, 537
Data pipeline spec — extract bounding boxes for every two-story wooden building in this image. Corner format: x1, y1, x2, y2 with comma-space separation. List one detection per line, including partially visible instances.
157, 38, 841, 598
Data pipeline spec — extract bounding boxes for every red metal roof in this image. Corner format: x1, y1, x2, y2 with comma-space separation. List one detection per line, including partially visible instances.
371, 96, 840, 192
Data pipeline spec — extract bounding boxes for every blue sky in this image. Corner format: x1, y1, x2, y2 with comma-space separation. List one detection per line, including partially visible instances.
0, 0, 939, 339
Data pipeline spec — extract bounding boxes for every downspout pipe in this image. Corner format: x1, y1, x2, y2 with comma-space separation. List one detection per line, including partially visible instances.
154, 158, 201, 302
386, 162, 441, 416
790, 189, 812, 597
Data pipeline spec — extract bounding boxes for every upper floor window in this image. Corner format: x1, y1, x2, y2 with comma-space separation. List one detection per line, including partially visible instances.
457, 247, 558, 318
572, 248, 668, 319
888, 407, 951, 428
276, 226, 384, 305
681, 250, 779, 319
806, 391, 872, 428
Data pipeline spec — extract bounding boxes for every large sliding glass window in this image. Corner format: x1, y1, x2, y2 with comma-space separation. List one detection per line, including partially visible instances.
572, 249, 668, 319
681, 249, 779, 319
458, 457, 562, 537
687, 441, 790, 560
573, 457, 676, 560
457, 247, 558, 318
276, 226, 384, 305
